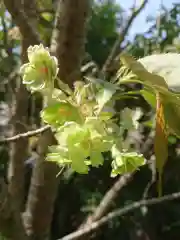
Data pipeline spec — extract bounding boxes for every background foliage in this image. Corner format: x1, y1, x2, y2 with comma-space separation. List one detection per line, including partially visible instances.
0, 0, 180, 240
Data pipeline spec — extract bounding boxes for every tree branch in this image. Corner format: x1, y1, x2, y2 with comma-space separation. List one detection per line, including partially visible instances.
50, 0, 91, 87
5, 0, 41, 213
59, 191, 180, 240
0, 178, 28, 239
101, 0, 148, 75
2, 1, 42, 239
0, 125, 51, 143
23, 1, 91, 239
3, 0, 41, 45
80, 173, 134, 228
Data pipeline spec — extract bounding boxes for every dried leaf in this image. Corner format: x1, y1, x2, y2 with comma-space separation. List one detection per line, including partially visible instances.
154, 93, 168, 196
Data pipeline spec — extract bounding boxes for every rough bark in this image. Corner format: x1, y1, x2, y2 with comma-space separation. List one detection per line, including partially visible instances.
1, 0, 90, 238
0, 178, 27, 240
4, 0, 39, 212
3, 0, 41, 45
23, 129, 59, 240
23, 0, 91, 239
2, 0, 40, 239
50, 0, 90, 87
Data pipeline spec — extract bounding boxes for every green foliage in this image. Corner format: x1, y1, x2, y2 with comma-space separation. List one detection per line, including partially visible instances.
19, 44, 180, 185
17, 41, 180, 193
86, 0, 122, 65
18, 2, 180, 196
41, 102, 83, 127
20, 44, 145, 176
111, 151, 145, 177
0, 1, 179, 238
119, 52, 180, 194
119, 53, 180, 137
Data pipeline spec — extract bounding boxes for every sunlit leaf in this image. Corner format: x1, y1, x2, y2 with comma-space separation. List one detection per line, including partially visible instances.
141, 89, 156, 108
163, 100, 180, 138
120, 53, 168, 90
96, 85, 117, 111
120, 108, 137, 131
52, 88, 67, 101
41, 12, 53, 22
138, 53, 180, 93
41, 102, 83, 127
90, 150, 104, 167
69, 146, 89, 174
168, 135, 177, 145
57, 77, 73, 95
111, 151, 145, 177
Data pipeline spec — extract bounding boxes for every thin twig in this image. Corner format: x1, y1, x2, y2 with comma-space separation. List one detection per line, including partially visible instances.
80, 173, 134, 228
59, 191, 180, 240
0, 125, 51, 143
101, 0, 148, 75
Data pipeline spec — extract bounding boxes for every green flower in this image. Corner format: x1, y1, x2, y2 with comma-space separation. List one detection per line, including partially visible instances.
20, 44, 58, 92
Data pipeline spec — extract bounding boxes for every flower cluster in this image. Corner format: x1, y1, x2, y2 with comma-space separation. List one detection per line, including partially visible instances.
20, 44, 58, 92
20, 44, 146, 176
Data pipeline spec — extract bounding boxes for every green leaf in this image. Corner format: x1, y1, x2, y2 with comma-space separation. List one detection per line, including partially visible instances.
57, 77, 73, 95
141, 89, 156, 108
46, 145, 71, 165
90, 150, 104, 167
85, 76, 118, 111
98, 109, 114, 121
67, 129, 91, 158
111, 152, 145, 177
46, 153, 71, 165
48, 145, 68, 156
120, 53, 180, 142
92, 135, 114, 153
85, 117, 107, 135
85, 76, 119, 90
52, 88, 68, 101
69, 146, 89, 174
41, 12, 53, 22
138, 53, 180, 93
120, 53, 168, 90
55, 122, 85, 145
41, 102, 83, 127
168, 135, 177, 145
163, 100, 180, 138
74, 81, 89, 105
120, 108, 137, 131
96, 84, 117, 111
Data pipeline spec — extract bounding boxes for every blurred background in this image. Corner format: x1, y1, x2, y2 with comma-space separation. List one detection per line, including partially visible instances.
0, 0, 180, 239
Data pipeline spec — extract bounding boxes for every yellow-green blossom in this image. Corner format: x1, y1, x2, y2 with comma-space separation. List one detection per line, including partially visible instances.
20, 44, 58, 92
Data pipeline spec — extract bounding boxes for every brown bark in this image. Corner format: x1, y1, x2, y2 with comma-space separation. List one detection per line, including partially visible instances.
2, 0, 40, 239
0, 178, 27, 239
2, 0, 90, 238
4, 0, 40, 212
23, 0, 91, 239
23, 129, 59, 240
50, 0, 90, 87
3, 0, 41, 45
